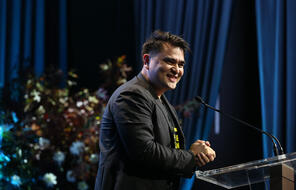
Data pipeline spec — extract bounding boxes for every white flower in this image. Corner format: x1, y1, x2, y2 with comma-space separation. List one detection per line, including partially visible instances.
80, 109, 86, 114
43, 173, 57, 187
33, 144, 40, 150
39, 137, 50, 150
67, 108, 74, 113
67, 80, 77, 86
89, 154, 99, 164
70, 141, 85, 156
83, 100, 89, 106
17, 149, 22, 157
31, 90, 41, 102
88, 96, 98, 104
53, 151, 65, 165
59, 97, 68, 104
100, 63, 110, 71
76, 101, 83, 107
37, 105, 45, 115
77, 181, 88, 190
66, 170, 76, 183
35, 153, 41, 160
11, 175, 21, 187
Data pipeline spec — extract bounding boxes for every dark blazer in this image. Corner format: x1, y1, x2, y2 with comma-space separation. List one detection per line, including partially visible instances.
94, 73, 196, 190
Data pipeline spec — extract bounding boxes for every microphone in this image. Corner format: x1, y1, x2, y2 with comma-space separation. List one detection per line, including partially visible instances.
195, 96, 284, 156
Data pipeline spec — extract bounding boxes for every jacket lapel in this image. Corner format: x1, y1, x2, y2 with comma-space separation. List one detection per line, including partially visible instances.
136, 73, 185, 149
161, 95, 186, 149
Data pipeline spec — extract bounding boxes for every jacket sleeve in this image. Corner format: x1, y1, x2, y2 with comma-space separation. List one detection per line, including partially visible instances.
112, 90, 196, 177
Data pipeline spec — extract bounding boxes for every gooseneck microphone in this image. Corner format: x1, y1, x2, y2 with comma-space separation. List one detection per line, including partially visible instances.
195, 96, 284, 156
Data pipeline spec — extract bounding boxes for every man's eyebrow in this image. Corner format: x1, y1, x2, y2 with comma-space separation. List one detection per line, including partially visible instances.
163, 57, 176, 62
163, 57, 185, 64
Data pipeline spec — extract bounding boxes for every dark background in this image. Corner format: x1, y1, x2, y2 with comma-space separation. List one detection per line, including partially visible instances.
68, 0, 136, 90
195, 0, 263, 189
68, 1, 263, 189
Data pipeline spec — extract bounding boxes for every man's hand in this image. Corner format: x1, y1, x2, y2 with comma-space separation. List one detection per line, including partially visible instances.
190, 140, 216, 167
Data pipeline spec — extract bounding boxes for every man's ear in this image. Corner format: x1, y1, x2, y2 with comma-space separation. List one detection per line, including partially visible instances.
143, 54, 150, 70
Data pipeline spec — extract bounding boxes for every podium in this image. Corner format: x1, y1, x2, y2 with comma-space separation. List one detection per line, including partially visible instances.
196, 152, 296, 189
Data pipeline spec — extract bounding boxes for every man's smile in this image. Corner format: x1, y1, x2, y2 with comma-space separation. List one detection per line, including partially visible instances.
167, 74, 178, 82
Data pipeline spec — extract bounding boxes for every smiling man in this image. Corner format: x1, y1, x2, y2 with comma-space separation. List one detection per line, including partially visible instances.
95, 30, 216, 190
142, 42, 185, 96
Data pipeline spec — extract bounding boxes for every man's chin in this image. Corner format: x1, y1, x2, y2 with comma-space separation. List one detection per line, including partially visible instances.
167, 83, 177, 90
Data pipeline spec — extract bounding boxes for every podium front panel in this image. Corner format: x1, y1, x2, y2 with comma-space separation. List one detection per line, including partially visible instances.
196, 152, 296, 189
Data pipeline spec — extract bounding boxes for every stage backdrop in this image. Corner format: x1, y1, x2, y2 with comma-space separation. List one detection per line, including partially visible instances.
255, 0, 296, 158
0, 0, 67, 88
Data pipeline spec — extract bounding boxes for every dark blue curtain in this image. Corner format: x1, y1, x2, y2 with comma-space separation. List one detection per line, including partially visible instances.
0, 0, 67, 88
255, 0, 296, 158
133, 1, 233, 189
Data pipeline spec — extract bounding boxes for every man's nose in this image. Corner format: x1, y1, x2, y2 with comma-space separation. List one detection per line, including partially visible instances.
171, 64, 180, 74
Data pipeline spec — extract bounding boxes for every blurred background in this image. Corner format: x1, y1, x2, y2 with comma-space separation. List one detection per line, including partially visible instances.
1, 0, 296, 189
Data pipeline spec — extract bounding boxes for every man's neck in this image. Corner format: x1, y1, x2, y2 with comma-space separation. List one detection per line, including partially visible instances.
140, 70, 164, 98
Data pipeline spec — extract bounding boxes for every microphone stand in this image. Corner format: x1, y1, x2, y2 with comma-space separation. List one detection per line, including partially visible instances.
195, 96, 284, 156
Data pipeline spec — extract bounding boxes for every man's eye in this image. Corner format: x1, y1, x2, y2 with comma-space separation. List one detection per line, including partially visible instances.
163, 58, 174, 64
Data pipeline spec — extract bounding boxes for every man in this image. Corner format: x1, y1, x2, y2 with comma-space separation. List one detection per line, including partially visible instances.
95, 30, 216, 190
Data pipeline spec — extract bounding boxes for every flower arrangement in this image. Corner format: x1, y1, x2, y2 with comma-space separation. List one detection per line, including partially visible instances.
0, 55, 131, 189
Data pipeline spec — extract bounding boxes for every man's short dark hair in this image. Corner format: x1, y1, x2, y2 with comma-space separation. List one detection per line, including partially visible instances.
142, 30, 190, 56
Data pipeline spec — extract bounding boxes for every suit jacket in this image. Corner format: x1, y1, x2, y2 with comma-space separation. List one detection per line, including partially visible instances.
94, 73, 196, 190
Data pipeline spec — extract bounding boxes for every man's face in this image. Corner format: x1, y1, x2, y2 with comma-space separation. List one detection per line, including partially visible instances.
144, 43, 185, 96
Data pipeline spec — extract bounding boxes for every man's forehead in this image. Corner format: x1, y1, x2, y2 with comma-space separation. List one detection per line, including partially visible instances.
148, 43, 185, 60
160, 43, 184, 55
